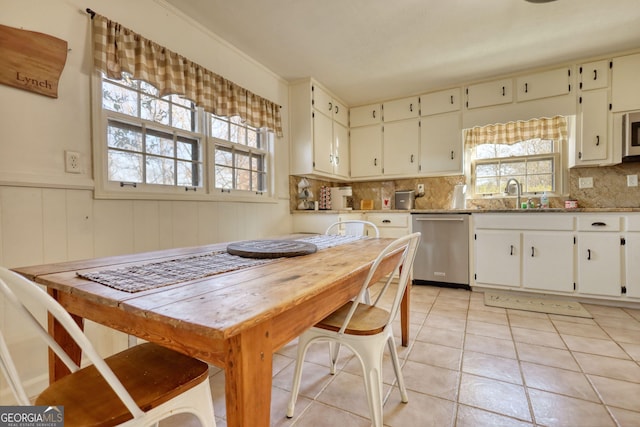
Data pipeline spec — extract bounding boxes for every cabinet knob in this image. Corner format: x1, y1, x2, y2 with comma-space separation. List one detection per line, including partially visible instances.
383, 219, 391, 223
510, 245, 514, 256
596, 135, 600, 146
531, 246, 535, 257
374, 158, 377, 166
372, 110, 376, 119
587, 249, 592, 260
410, 154, 414, 163
593, 69, 598, 81
328, 102, 333, 112
524, 83, 528, 93
502, 86, 506, 96
335, 156, 339, 165
451, 150, 455, 160
335, 105, 339, 114
450, 95, 454, 104
409, 103, 413, 112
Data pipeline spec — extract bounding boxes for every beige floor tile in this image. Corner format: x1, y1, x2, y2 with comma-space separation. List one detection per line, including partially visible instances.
272, 359, 336, 398
594, 315, 640, 330
510, 326, 566, 349
341, 348, 407, 385
467, 309, 509, 325
609, 406, 640, 427
462, 351, 523, 385
521, 362, 600, 402
600, 325, 640, 344
383, 390, 456, 427
423, 313, 467, 331
548, 313, 597, 325
401, 360, 459, 401
288, 401, 370, 427
508, 313, 556, 332
562, 334, 630, 359
619, 341, 640, 361
408, 341, 462, 370
583, 304, 634, 319
528, 388, 616, 427
515, 342, 580, 371
588, 375, 640, 411
573, 352, 640, 383
464, 333, 517, 359
552, 319, 609, 339
429, 306, 468, 320
506, 308, 549, 320
455, 404, 533, 427
315, 370, 376, 419
415, 325, 465, 348
458, 373, 531, 422
467, 319, 512, 340
624, 307, 640, 322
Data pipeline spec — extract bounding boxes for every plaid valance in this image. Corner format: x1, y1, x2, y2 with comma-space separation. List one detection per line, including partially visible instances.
464, 115, 567, 147
91, 14, 283, 137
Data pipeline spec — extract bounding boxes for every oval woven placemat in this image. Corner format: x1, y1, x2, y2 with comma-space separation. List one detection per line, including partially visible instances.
226, 239, 317, 259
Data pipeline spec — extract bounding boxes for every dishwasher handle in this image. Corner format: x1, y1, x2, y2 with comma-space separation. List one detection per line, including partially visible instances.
414, 217, 465, 222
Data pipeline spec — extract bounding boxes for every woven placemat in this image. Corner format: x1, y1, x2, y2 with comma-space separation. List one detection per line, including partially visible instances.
78, 235, 365, 293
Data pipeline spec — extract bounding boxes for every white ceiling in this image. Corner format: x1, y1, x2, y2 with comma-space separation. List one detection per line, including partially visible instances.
165, 0, 640, 106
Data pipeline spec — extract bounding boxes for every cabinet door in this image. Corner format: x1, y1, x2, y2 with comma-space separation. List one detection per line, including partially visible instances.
577, 233, 622, 296
420, 112, 462, 174
333, 122, 350, 178
516, 68, 571, 102
383, 119, 420, 175
383, 96, 420, 122
625, 233, 640, 298
579, 89, 608, 162
466, 78, 513, 109
612, 53, 640, 112
333, 99, 349, 127
312, 84, 334, 118
522, 232, 574, 292
312, 111, 334, 174
351, 104, 381, 127
350, 125, 383, 178
580, 60, 609, 91
421, 88, 461, 116
474, 230, 520, 287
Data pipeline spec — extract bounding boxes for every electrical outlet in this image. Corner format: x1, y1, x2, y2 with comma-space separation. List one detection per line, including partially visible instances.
65, 151, 81, 174
417, 184, 425, 194
578, 177, 593, 189
628, 175, 638, 187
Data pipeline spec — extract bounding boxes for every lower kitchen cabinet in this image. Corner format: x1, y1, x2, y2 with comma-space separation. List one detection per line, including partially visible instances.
576, 233, 622, 296
474, 230, 520, 287
365, 212, 410, 238
522, 231, 574, 292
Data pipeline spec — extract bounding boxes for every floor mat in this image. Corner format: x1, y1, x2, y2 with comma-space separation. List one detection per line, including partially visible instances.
484, 291, 593, 318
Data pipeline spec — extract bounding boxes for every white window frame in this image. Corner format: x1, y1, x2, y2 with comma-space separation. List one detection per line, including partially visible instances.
92, 72, 276, 202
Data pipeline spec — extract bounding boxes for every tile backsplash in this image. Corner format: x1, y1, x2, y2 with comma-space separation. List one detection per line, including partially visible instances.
290, 162, 640, 211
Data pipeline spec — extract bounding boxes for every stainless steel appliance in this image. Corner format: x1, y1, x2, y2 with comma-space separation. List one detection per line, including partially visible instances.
623, 111, 640, 158
411, 213, 470, 288
395, 190, 415, 210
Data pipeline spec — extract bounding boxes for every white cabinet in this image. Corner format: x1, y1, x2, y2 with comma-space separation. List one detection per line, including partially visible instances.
575, 89, 609, 164
474, 229, 521, 287
290, 79, 350, 179
625, 215, 640, 298
420, 112, 463, 175
465, 78, 513, 109
420, 88, 461, 116
383, 96, 420, 122
382, 119, 420, 176
516, 67, 572, 102
350, 125, 383, 178
522, 232, 574, 292
580, 60, 610, 91
611, 53, 640, 112
576, 216, 623, 297
365, 213, 410, 238
350, 103, 382, 128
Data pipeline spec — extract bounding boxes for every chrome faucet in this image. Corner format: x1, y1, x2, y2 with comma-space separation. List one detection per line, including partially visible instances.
504, 178, 522, 208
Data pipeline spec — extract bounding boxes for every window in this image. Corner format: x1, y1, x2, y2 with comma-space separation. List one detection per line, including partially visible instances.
210, 115, 269, 193
465, 116, 567, 197
96, 73, 274, 199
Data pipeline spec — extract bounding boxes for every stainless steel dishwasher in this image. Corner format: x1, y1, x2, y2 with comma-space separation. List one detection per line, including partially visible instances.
411, 213, 470, 289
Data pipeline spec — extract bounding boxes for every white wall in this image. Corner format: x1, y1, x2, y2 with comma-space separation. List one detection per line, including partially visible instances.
0, 0, 293, 402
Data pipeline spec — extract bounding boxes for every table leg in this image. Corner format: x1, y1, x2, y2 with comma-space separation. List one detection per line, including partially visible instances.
224, 321, 273, 427
401, 282, 410, 347
47, 288, 83, 383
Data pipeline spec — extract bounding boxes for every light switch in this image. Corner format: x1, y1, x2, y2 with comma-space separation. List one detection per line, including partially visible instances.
627, 175, 638, 187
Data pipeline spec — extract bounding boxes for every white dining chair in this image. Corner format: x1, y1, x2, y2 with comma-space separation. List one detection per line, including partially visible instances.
325, 220, 380, 238
0, 267, 216, 427
286, 232, 421, 427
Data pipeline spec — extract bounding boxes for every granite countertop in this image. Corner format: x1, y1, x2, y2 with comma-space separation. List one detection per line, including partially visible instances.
292, 207, 640, 214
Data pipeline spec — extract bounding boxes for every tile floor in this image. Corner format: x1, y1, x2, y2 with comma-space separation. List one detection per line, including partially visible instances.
163, 284, 640, 427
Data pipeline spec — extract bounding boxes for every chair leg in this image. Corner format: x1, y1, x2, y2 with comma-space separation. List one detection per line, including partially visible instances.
387, 335, 409, 403
328, 342, 340, 375
353, 342, 385, 427
286, 332, 313, 418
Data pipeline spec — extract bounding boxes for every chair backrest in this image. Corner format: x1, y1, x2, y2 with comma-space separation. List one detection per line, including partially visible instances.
325, 220, 380, 238
0, 267, 145, 417
338, 232, 421, 335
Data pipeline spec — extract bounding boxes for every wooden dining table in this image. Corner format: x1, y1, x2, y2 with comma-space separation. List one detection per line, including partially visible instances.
13, 235, 411, 427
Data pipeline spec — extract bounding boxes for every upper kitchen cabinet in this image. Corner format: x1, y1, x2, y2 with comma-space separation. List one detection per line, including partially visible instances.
465, 78, 513, 109
516, 67, 572, 102
383, 96, 420, 122
382, 118, 420, 176
290, 79, 350, 180
420, 112, 463, 175
350, 125, 383, 178
611, 53, 640, 112
420, 88, 461, 116
572, 88, 610, 165
580, 60, 610, 91
350, 103, 382, 127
